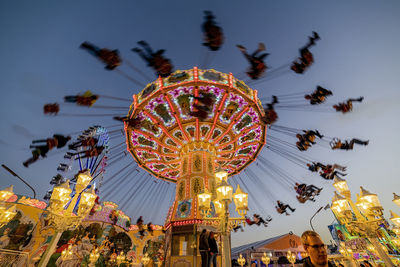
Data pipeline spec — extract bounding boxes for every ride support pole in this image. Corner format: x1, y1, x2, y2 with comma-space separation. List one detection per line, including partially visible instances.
37, 231, 62, 267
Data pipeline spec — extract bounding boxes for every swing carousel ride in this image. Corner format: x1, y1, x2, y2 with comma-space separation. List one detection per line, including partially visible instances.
23, 11, 369, 236
126, 68, 266, 183
125, 67, 267, 226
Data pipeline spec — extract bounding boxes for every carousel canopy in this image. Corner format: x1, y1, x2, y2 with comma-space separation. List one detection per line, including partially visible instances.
125, 67, 267, 182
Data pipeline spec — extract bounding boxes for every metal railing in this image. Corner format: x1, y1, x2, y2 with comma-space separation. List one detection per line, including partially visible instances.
0, 249, 29, 267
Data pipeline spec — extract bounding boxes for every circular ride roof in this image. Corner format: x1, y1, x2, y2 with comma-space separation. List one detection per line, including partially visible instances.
125, 67, 267, 182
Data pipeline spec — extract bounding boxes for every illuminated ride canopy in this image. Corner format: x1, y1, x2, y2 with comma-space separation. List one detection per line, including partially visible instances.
125, 67, 267, 183
125, 68, 266, 222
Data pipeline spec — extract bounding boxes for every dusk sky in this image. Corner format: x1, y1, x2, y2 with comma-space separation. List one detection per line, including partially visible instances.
1, 0, 399, 247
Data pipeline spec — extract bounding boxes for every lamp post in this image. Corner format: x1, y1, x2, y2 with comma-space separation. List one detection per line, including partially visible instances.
197, 168, 248, 267
38, 170, 97, 267
216, 179, 233, 267
310, 206, 324, 232
331, 177, 395, 267
0, 185, 17, 227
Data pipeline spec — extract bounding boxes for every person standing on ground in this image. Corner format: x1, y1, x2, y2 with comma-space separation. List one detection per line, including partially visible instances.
199, 229, 209, 267
301, 230, 335, 267
208, 231, 218, 267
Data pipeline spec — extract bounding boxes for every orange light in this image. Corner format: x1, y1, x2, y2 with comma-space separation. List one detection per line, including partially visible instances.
216, 180, 233, 202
